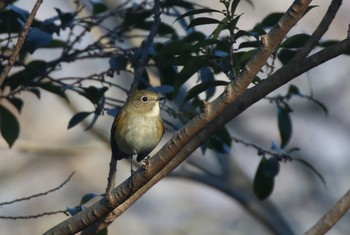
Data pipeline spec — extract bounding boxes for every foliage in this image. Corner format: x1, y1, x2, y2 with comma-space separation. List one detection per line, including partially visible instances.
0, 0, 347, 228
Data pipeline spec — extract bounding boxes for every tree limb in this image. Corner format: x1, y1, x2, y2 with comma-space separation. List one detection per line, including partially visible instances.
304, 188, 350, 235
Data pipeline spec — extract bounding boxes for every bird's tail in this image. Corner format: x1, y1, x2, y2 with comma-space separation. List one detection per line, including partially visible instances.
105, 155, 118, 193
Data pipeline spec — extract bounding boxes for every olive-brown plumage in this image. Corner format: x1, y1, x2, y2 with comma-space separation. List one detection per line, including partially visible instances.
110, 90, 164, 162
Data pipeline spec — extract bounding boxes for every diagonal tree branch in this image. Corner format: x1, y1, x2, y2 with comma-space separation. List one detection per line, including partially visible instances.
44, 1, 314, 234
304, 188, 350, 235
292, 0, 342, 61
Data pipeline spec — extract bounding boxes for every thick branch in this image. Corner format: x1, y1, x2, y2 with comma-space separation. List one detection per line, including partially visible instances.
44, 1, 313, 234
304, 188, 350, 235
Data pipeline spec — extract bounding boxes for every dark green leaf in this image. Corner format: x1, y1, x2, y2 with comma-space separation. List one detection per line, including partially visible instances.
90, 0, 108, 15
68, 112, 92, 129
4, 60, 49, 91
162, 0, 194, 9
238, 41, 260, 49
25, 27, 53, 53
0, 104, 20, 148
174, 55, 215, 91
175, 61, 200, 88
319, 40, 339, 47
55, 8, 75, 29
123, 8, 152, 29
193, 38, 230, 53
288, 86, 328, 116
258, 12, 284, 28
157, 22, 176, 35
0, 10, 25, 33
305, 96, 328, 116
45, 39, 67, 48
38, 82, 68, 101
85, 111, 100, 130
41, 16, 61, 35
186, 17, 223, 30
303, 5, 319, 16
135, 21, 176, 35
80, 193, 100, 205
288, 84, 300, 96
157, 64, 178, 90
211, 17, 229, 39
156, 41, 194, 57
295, 157, 327, 189
109, 55, 128, 73
199, 67, 215, 99
96, 228, 108, 235
216, 126, 232, 149
234, 30, 255, 40
175, 8, 223, 22
149, 85, 174, 94
226, 14, 242, 31
277, 104, 292, 148
67, 206, 85, 216
252, 76, 262, 85
281, 34, 311, 49
202, 127, 231, 154
7, 97, 24, 113
253, 156, 275, 200
184, 80, 229, 104
261, 157, 280, 178
80, 86, 108, 105
8, 5, 29, 20
277, 48, 297, 65
231, 0, 253, 15
27, 88, 41, 99
235, 49, 257, 69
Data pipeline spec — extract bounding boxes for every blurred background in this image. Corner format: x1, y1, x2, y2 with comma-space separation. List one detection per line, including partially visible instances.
0, 0, 350, 234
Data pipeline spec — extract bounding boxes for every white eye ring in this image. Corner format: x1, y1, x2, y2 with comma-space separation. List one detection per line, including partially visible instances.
141, 95, 149, 102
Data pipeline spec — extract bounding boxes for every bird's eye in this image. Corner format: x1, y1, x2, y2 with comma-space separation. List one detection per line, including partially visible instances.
141, 95, 149, 102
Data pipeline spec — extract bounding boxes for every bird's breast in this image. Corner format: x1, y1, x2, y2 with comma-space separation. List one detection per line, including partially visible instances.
116, 114, 163, 155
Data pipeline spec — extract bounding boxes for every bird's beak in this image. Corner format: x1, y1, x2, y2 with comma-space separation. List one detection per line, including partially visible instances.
158, 97, 166, 101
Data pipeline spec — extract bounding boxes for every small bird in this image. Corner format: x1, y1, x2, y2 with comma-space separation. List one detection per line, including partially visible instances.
110, 90, 165, 168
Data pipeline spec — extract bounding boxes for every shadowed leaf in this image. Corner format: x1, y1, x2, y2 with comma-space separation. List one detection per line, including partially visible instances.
0, 105, 20, 148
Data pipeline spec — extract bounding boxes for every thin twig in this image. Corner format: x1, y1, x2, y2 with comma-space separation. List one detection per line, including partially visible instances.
0, 210, 69, 220
0, 172, 75, 206
0, 0, 43, 87
128, 0, 161, 95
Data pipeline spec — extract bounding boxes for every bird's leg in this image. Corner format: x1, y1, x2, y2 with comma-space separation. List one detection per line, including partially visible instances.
130, 156, 135, 174
142, 155, 150, 171
128, 156, 135, 190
